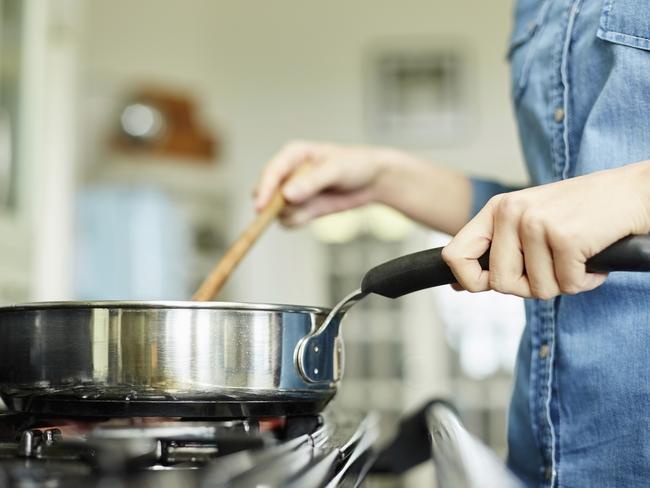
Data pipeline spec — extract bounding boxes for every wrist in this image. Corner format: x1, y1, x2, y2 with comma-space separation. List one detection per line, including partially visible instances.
628, 160, 650, 233
370, 148, 423, 205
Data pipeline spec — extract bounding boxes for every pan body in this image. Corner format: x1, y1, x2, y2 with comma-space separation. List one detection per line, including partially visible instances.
0, 301, 340, 418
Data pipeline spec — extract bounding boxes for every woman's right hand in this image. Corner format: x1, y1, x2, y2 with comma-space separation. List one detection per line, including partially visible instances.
254, 141, 397, 227
255, 140, 472, 234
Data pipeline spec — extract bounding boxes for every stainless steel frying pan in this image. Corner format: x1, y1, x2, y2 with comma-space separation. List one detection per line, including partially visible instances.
1, 235, 649, 418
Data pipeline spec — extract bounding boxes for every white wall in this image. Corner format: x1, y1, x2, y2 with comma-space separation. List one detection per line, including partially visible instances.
78, 0, 524, 306
29, 0, 82, 300
0, 0, 83, 303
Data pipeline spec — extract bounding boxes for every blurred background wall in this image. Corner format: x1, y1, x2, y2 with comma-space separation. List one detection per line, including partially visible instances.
76, 0, 526, 305
0, 1, 527, 486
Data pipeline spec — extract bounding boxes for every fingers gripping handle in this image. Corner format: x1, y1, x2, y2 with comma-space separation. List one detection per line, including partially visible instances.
361, 235, 650, 299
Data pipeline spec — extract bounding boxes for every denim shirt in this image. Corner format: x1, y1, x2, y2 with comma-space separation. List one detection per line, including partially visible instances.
471, 0, 650, 486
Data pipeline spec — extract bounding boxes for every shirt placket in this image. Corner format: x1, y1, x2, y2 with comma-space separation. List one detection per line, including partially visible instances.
535, 300, 558, 486
536, 0, 583, 486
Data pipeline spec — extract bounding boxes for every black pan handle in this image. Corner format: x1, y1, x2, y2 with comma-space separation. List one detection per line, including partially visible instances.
361, 234, 650, 299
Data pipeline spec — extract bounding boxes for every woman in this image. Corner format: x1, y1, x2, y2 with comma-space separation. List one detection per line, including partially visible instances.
255, 0, 650, 486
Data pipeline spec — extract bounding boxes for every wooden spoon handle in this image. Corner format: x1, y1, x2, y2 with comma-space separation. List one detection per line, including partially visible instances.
192, 189, 287, 301
193, 163, 311, 301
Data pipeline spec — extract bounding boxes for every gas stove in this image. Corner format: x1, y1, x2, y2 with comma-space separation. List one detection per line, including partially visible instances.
0, 399, 523, 487
0, 411, 378, 487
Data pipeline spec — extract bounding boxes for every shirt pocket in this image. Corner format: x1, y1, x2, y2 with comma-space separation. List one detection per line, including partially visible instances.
508, 0, 552, 103
597, 0, 650, 51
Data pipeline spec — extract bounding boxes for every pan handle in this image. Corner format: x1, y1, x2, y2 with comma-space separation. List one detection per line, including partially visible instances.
297, 234, 650, 383
362, 234, 650, 299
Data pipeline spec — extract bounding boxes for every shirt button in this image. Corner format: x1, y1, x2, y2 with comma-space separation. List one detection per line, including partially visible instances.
554, 107, 565, 123
539, 344, 550, 359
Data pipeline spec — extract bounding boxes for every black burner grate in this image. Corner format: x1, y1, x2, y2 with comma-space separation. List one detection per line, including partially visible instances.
0, 411, 377, 487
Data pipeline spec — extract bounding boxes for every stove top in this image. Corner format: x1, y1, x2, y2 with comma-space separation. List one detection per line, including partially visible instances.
0, 412, 378, 487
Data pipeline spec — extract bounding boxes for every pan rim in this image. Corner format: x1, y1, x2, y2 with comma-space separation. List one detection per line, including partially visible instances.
0, 300, 331, 315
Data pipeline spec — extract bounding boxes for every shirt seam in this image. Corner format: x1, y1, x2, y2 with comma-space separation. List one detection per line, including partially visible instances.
597, 29, 650, 49
560, 0, 582, 180
601, 0, 614, 32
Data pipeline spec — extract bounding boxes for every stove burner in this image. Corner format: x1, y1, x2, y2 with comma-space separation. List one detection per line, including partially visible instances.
0, 412, 377, 487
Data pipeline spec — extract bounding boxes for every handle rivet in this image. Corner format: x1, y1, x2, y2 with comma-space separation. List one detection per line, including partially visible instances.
313, 345, 319, 353
313, 368, 319, 375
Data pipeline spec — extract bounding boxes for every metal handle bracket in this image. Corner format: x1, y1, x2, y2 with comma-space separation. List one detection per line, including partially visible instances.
296, 289, 366, 383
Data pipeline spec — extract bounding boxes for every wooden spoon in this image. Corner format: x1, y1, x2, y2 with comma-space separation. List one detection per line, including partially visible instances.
192, 165, 308, 301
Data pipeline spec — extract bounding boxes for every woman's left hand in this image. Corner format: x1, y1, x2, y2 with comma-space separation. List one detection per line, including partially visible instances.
442, 162, 650, 299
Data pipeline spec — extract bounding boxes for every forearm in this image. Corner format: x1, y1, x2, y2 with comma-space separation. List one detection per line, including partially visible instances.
372, 150, 472, 235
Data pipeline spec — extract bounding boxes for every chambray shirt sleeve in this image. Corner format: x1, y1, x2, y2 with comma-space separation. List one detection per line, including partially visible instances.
469, 177, 520, 218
